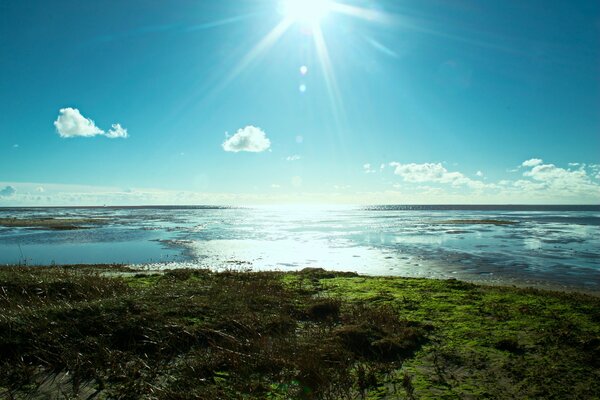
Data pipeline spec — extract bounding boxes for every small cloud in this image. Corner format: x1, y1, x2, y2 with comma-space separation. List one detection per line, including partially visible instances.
286, 155, 301, 161
476, 171, 483, 177
271, 184, 281, 188
222, 125, 271, 153
54, 108, 104, 138
522, 158, 543, 167
36, 187, 45, 193
291, 176, 303, 187
105, 123, 128, 139
363, 163, 376, 173
54, 108, 128, 139
568, 163, 580, 167
380, 164, 385, 170
0, 186, 16, 197
12, 144, 19, 148
333, 184, 351, 190
295, 135, 304, 144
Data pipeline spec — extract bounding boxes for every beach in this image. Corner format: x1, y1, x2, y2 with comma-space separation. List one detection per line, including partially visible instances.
1, 205, 599, 294
1, 205, 599, 397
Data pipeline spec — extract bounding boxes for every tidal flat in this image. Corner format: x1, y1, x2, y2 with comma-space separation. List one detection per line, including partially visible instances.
0, 217, 108, 230
0, 266, 598, 399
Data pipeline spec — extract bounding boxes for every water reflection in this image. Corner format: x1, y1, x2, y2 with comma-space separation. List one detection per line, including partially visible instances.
0, 206, 598, 291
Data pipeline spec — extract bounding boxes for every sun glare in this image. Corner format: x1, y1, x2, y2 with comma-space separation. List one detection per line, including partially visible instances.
279, 0, 332, 26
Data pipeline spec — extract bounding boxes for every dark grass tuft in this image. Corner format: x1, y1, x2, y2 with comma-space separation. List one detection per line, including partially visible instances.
0, 267, 428, 399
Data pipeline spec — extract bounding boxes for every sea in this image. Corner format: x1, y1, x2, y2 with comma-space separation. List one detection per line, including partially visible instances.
1, 205, 599, 292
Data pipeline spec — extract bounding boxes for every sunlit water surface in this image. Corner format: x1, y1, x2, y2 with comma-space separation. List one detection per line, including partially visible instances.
1, 206, 599, 292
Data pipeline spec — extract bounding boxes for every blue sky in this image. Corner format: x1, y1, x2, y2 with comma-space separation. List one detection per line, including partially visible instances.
0, 0, 599, 205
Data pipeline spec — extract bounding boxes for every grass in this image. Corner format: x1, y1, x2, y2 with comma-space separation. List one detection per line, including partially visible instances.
0, 266, 598, 399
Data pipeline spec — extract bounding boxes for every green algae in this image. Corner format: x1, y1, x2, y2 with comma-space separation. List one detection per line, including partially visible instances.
321, 275, 600, 399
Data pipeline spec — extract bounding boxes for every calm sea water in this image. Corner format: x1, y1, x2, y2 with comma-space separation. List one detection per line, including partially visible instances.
1, 205, 599, 292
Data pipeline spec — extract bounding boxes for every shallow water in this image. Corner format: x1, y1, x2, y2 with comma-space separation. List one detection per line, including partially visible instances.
1, 205, 599, 291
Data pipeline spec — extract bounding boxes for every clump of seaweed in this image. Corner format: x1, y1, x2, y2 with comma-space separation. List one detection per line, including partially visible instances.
0, 217, 109, 230
434, 219, 517, 226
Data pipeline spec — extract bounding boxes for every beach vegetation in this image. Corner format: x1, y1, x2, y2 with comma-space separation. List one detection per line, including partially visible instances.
0, 266, 598, 399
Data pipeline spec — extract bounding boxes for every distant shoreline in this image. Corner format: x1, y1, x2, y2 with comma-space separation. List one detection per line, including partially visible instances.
1, 204, 599, 211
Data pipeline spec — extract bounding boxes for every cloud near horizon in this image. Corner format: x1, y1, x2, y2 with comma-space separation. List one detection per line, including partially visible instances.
363, 163, 375, 173
522, 158, 543, 167
222, 126, 271, 153
387, 159, 600, 201
0, 186, 16, 197
389, 162, 487, 189
54, 108, 128, 139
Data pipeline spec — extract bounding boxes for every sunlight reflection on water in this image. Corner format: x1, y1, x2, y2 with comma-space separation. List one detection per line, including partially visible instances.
0, 205, 599, 291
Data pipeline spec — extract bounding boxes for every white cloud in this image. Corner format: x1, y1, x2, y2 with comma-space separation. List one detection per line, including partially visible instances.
286, 155, 301, 161
36, 187, 45, 193
13, 144, 19, 148
390, 162, 446, 182
333, 184, 351, 190
522, 158, 543, 167
271, 184, 281, 188
476, 171, 483, 177
222, 126, 271, 153
54, 108, 128, 139
0, 186, 16, 197
522, 162, 595, 193
388, 162, 490, 190
363, 163, 376, 173
54, 108, 104, 138
105, 123, 128, 139
384, 159, 600, 200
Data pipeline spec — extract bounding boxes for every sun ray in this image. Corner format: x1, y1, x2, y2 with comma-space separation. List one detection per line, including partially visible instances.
177, 17, 294, 116
226, 18, 294, 84
313, 25, 344, 130
329, 2, 393, 25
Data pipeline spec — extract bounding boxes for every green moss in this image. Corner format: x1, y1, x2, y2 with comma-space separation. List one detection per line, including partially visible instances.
321, 276, 600, 398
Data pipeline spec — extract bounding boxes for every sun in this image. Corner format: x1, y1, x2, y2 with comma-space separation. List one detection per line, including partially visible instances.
279, 0, 332, 26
